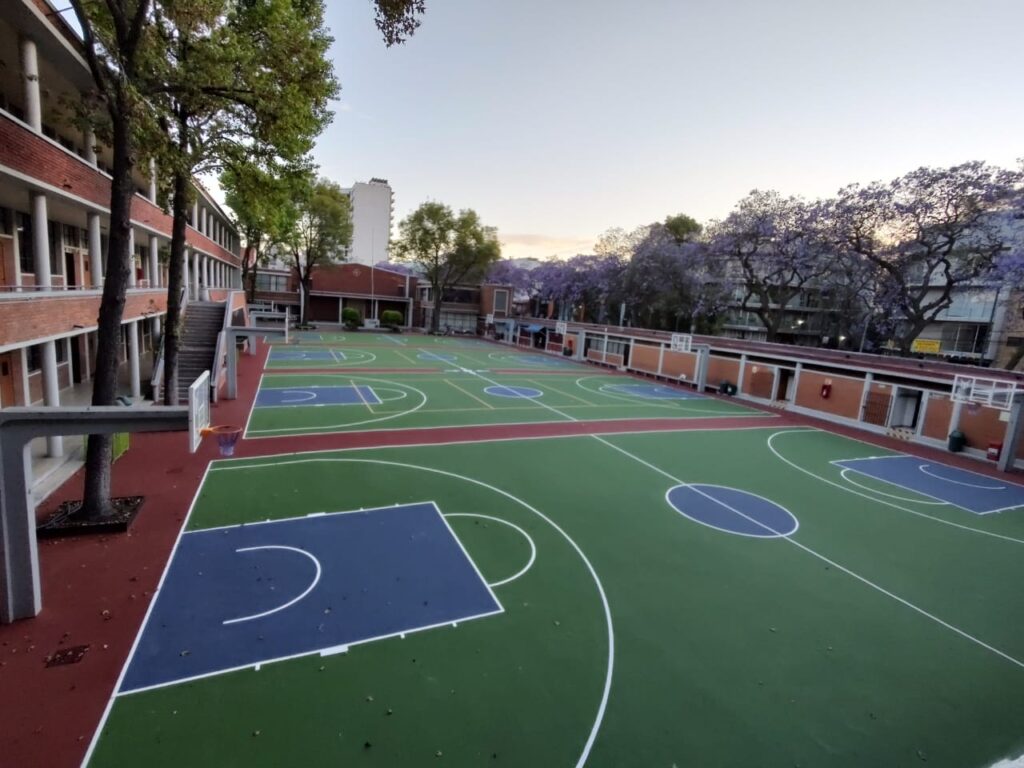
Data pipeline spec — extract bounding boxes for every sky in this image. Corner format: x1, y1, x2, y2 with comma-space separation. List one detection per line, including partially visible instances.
313, 0, 1023, 260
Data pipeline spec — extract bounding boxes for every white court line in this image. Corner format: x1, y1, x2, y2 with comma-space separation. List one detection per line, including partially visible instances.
445, 378, 495, 409
838, 468, 948, 505
82, 463, 216, 766
445, 513, 537, 587
208, 455, 614, 768
419, 349, 579, 423
280, 390, 317, 404
222, 546, 323, 625
663, 483, 799, 539
593, 433, 1024, 672
107, 501, 506, 697
772, 430, 1024, 545
919, 464, 1007, 490
575, 375, 737, 416
351, 379, 376, 413
248, 376, 427, 434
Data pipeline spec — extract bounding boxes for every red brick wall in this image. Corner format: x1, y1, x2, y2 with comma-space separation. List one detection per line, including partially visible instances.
630, 343, 660, 373
0, 290, 167, 347
662, 350, 698, 380
0, 115, 239, 267
706, 356, 740, 387
311, 264, 407, 297
794, 371, 865, 421
922, 394, 953, 441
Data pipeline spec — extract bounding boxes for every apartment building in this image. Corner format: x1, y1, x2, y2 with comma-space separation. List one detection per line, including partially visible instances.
340, 178, 394, 266
0, 0, 241, 469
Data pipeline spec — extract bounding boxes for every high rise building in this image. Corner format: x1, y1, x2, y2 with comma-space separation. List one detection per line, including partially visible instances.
341, 178, 393, 266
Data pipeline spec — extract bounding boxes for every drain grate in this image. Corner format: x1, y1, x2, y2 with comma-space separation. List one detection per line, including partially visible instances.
45, 644, 89, 667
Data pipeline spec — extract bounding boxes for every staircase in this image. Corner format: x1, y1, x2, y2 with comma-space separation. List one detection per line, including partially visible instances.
176, 301, 226, 403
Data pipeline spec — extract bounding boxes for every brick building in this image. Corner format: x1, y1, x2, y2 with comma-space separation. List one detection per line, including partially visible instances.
0, 1, 241, 468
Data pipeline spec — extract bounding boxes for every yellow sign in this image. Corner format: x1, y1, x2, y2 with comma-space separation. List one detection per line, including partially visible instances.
911, 338, 942, 354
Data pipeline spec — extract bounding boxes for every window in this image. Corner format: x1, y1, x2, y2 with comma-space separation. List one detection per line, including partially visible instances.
493, 289, 509, 313
48, 221, 61, 274
0, 208, 10, 236
55, 340, 67, 363
419, 287, 432, 303
27, 346, 41, 372
63, 224, 79, 249
255, 273, 290, 292
16, 213, 33, 273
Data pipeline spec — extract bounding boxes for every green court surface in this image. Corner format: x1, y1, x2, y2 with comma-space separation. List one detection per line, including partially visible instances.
246, 371, 762, 436
86, 336, 1024, 767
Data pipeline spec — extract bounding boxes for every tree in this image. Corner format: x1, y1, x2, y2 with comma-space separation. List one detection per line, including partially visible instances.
222, 158, 311, 301
663, 213, 702, 243
280, 178, 353, 324
623, 223, 728, 332
709, 190, 831, 343
395, 203, 501, 332
486, 260, 534, 295
69, 0, 164, 519
828, 162, 1022, 354
531, 254, 625, 323
155, 0, 337, 404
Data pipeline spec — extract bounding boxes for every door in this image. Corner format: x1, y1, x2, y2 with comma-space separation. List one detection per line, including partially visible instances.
0, 354, 17, 406
862, 390, 892, 426
776, 368, 793, 401
65, 251, 77, 289
0, 240, 8, 287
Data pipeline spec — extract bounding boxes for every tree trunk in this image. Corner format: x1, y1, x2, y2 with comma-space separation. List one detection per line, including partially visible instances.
301, 274, 312, 324
79, 112, 135, 519
247, 257, 259, 303
163, 168, 190, 405
430, 281, 442, 333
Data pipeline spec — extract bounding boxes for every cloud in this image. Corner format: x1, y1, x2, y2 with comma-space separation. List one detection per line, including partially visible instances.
499, 233, 596, 260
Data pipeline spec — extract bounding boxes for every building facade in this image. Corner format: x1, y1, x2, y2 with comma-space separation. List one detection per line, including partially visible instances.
0, 0, 241, 466
340, 178, 393, 266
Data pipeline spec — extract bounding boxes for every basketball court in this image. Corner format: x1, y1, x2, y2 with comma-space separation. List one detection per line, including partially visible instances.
83, 333, 1024, 768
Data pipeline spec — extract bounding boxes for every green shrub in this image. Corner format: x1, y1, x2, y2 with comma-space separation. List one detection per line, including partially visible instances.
341, 307, 361, 330
380, 310, 403, 328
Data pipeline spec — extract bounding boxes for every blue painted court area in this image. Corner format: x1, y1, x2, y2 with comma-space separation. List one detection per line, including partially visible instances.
484, 385, 543, 399
255, 385, 381, 408
270, 349, 345, 362
602, 383, 702, 400
666, 484, 799, 538
119, 503, 502, 693
834, 455, 1024, 514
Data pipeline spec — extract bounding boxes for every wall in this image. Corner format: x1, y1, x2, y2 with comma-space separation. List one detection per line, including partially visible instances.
706, 356, 740, 387
0, 289, 167, 347
921, 394, 953, 441
662, 350, 697, 380
794, 370, 864, 421
630, 343, 660, 373
312, 263, 407, 297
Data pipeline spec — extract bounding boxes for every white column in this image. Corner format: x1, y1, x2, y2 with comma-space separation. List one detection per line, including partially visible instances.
128, 320, 141, 399
192, 200, 199, 230
191, 250, 200, 299
20, 38, 42, 132
148, 158, 158, 202
88, 213, 103, 287
127, 228, 136, 287
149, 235, 159, 288
30, 192, 51, 287
40, 340, 62, 456
183, 247, 191, 300
152, 316, 162, 348
201, 256, 211, 300
84, 126, 98, 166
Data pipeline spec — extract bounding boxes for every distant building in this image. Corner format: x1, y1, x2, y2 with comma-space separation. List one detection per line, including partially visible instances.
341, 179, 393, 266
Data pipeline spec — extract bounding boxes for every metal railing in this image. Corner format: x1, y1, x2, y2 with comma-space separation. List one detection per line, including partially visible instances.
150, 286, 187, 403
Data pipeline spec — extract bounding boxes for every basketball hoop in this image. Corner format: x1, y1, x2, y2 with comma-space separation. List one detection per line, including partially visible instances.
202, 425, 243, 457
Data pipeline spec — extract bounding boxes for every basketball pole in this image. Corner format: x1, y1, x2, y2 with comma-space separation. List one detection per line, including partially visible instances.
997, 396, 1023, 473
